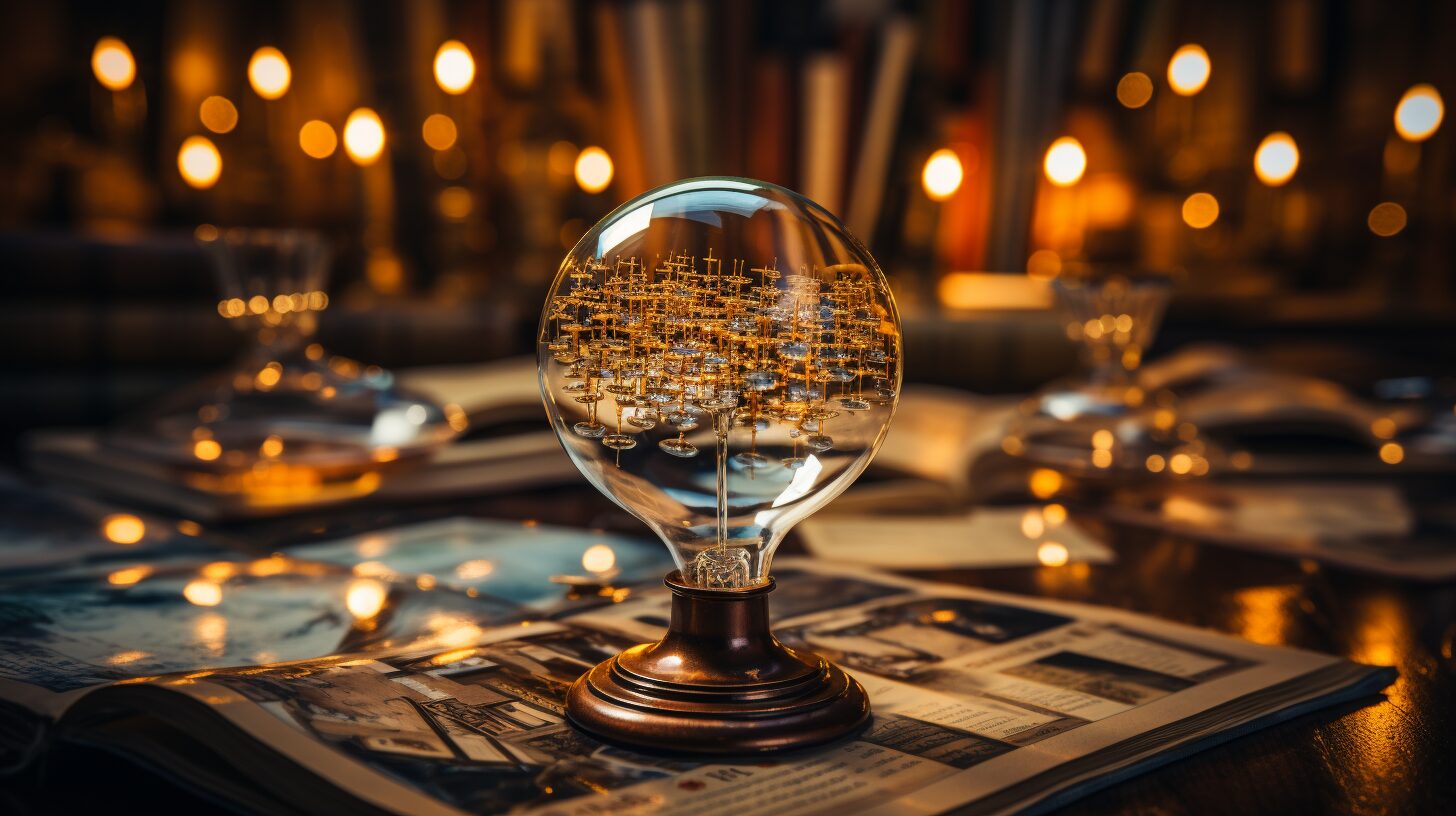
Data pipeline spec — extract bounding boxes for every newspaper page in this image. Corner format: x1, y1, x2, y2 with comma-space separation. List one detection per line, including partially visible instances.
149, 558, 1389, 816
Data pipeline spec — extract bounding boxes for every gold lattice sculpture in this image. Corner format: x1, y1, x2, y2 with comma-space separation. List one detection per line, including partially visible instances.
546, 251, 894, 462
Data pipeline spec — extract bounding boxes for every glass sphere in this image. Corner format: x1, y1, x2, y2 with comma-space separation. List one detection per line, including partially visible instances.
539, 178, 901, 589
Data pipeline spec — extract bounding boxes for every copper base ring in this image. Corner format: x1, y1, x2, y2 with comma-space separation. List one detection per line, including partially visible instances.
565, 571, 870, 754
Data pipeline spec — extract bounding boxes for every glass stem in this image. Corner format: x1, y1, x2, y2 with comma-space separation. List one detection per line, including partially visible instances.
713, 409, 731, 552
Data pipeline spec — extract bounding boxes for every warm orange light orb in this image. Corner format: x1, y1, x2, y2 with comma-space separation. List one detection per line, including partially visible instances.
102, 514, 146, 545
574, 146, 614, 193
92, 37, 136, 91
1182, 192, 1219, 228
346, 579, 388, 619
1116, 72, 1154, 108
921, 149, 964, 200
1395, 84, 1444, 142
1043, 137, 1087, 187
1167, 44, 1211, 96
343, 108, 386, 165
434, 40, 476, 94
247, 46, 291, 100
299, 120, 338, 159
582, 544, 617, 574
199, 95, 238, 134
422, 113, 458, 151
177, 136, 222, 188
1368, 202, 1407, 237
1254, 132, 1299, 186
1037, 541, 1070, 567
183, 579, 223, 607
437, 186, 473, 221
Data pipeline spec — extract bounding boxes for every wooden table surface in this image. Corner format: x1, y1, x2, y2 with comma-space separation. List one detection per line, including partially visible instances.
5, 484, 1453, 815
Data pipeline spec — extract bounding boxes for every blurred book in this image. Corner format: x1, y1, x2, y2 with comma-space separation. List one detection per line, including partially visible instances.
845, 16, 917, 242
24, 358, 572, 521
800, 52, 850, 215
1102, 481, 1456, 581
799, 506, 1114, 570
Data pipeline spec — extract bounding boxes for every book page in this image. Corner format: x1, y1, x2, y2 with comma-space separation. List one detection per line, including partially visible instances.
141, 559, 1384, 816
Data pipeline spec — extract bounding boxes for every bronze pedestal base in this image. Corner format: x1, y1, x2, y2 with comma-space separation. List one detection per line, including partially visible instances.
566, 571, 870, 754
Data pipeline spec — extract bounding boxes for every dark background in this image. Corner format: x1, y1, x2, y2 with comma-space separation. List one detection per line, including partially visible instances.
0, 0, 1452, 454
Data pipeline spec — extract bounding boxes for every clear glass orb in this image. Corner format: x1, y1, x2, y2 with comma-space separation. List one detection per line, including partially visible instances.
539, 178, 901, 589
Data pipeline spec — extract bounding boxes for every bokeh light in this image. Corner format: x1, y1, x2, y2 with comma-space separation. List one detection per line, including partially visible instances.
1043, 137, 1087, 187
1116, 72, 1153, 108
299, 120, 338, 159
1026, 249, 1062, 281
108, 566, 152, 586
437, 186, 473, 221
92, 37, 136, 91
1394, 84, 1444, 142
574, 146, 614, 193
183, 579, 223, 607
102, 514, 146, 545
434, 40, 476, 94
548, 140, 579, 176
422, 113, 458, 151
1037, 541, 1070, 567
1167, 44, 1211, 96
346, 578, 388, 619
582, 544, 617, 574
199, 95, 238, 134
1367, 202, 1407, 237
343, 108, 386, 165
177, 136, 222, 188
921, 148, 964, 200
1181, 192, 1219, 228
1254, 132, 1299, 186
1029, 468, 1062, 499
1020, 509, 1045, 539
247, 46, 291, 100
1043, 503, 1068, 526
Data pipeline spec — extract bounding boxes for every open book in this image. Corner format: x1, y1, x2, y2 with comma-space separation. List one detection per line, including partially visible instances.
0, 518, 1392, 815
